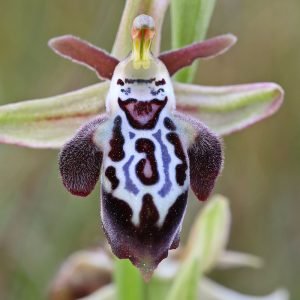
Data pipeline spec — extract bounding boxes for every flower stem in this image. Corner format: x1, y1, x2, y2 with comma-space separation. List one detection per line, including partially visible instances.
114, 258, 144, 300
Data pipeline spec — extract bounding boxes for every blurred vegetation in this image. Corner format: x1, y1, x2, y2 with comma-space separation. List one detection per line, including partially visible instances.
0, 0, 299, 299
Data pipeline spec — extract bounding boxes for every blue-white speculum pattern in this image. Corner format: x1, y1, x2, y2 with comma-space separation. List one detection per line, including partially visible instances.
95, 55, 190, 275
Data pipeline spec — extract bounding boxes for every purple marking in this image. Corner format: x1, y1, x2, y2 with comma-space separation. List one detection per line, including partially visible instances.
123, 155, 139, 195
121, 87, 131, 96
153, 130, 172, 197
150, 88, 164, 96
129, 132, 135, 139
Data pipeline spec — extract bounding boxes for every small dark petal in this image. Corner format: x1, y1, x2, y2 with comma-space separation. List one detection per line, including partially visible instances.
174, 111, 223, 201
159, 34, 237, 76
49, 35, 119, 80
101, 189, 188, 280
189, 129, 223, 201
59, 115, 108, 197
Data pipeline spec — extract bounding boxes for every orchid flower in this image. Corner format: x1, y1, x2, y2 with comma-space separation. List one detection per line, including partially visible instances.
0, 1, 284, 280
53, 14, 225, 279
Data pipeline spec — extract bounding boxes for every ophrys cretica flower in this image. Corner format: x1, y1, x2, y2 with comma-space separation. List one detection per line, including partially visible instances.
53, 14, 226, 279
0, 10, 284, 280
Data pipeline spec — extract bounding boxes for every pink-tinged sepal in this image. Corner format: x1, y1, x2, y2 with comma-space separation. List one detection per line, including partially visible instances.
59, 115, 108, 197
174, 112, 223, 201
159, 34, 237, 76
174, 82, 284, 136
101, 189, 188, 280
49, 35, 119, 80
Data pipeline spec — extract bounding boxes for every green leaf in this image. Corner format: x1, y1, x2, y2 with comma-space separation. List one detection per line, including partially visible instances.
114, 259, 145, 300
166, 195, 230, 300
174, 82, 284, 136
171, 0, 217, 83
0, 82, 109, 148
112, 0, 170, 59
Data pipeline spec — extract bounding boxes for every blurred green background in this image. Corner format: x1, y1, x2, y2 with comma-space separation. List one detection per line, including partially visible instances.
0, 0, 299, 299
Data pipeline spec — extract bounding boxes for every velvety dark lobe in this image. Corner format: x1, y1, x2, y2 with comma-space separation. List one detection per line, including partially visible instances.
135, 138, 159, 185
108, 116, 125, 162
105, 166, 119, 190
188, 128, 223, 201
59, 115, 108, 196
166, 132, 188, 186
174, 112, 223, 201
101, 189, 188, 275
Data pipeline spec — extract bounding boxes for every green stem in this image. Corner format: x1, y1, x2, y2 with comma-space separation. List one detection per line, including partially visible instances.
114, 258, 145, 300
171, 0, 217, 83
143, 281, 149, 300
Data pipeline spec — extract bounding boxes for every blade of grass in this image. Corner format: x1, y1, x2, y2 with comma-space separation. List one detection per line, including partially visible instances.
171, 0, 217, 83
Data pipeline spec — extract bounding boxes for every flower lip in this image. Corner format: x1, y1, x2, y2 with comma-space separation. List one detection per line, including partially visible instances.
118, 96, 167, 129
